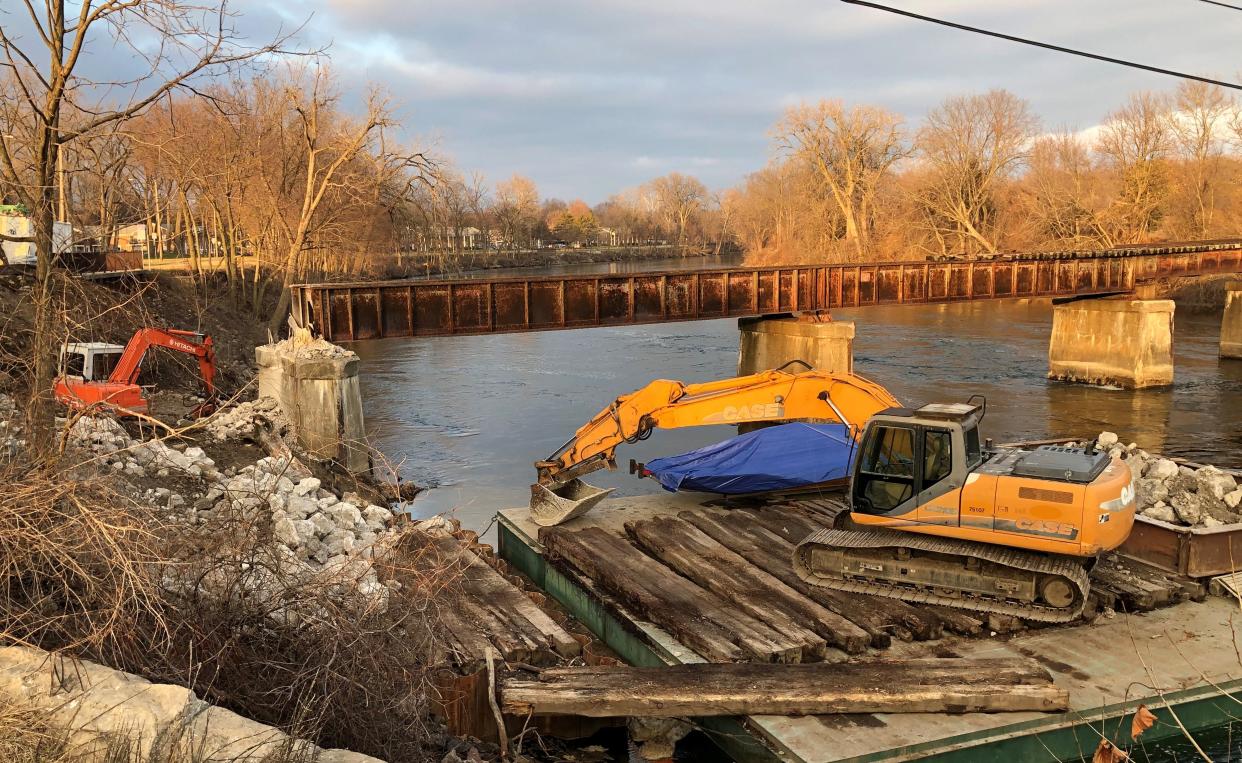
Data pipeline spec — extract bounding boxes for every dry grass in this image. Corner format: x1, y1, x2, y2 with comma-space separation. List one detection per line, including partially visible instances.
0, 459, 167, 656
0, 446, 460, 761
0, 699, 320, 763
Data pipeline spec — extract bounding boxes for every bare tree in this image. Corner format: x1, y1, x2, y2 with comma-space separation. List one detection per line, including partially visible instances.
1096, 92, 1173, 243
1168, 81, 1234, 237
264, 65, 430, 328
1025, 132, 1112, 247
913, 89, 1038, 254
0, 0, 299, 449
493, 174, 539, 250
647, 172, 707, 249
774, 101, 907, 258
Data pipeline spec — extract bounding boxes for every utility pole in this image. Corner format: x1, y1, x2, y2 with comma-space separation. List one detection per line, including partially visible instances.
56, 144, 66, 223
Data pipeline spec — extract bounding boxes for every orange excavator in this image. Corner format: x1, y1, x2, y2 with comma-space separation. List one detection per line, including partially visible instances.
534, 366, 1136, 622
54, 328, 218, 418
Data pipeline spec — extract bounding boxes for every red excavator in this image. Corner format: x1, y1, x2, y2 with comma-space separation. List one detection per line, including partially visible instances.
54, 328, 218, 418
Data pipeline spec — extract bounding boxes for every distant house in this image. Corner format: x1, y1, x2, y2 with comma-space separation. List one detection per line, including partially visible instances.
113, 223, 154, 253
590, 227, 619, 246
0, 206, 73, 265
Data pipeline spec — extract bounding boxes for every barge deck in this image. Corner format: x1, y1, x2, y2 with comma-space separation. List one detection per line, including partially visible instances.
496, 494, 1242, 762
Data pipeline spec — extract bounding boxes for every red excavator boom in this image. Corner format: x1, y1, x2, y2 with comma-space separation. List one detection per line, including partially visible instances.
54, 328, 218, 417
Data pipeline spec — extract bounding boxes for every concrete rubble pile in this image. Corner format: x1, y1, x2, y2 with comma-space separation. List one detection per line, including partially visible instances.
57, 402, 429, 616
1066, 431, 1242, 528
204, 395, 289, 442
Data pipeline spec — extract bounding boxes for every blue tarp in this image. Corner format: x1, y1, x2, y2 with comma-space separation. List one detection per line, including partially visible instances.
642, 422, 855, 495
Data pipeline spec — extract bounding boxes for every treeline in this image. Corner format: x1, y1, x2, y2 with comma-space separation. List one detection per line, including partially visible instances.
1, 66, 733, 296
727, 83, 1242, 264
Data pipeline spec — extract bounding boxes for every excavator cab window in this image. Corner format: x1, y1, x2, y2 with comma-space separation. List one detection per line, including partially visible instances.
923, 429, 953, 489
91, 351, 122, 382
964, 422, 982, 467
856, 425, 916, 513
63, 351, 85, 379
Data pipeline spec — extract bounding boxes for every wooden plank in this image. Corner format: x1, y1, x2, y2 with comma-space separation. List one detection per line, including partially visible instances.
542, 526, 801, 663
627, 516, 869, 656
428, 535, 580, 663
500, 658, 1068, 717
684, 510, 945, 645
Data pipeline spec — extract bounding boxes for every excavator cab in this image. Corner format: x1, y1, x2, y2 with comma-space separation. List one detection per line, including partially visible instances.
850, 402, 983, 520
60, 343, 126, 383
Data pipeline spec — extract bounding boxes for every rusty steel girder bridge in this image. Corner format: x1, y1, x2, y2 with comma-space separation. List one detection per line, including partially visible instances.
291, 241, 1242, 342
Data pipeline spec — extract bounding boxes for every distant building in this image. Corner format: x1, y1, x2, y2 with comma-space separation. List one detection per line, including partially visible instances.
1, 207, 73, 265
590, 227, 619, 246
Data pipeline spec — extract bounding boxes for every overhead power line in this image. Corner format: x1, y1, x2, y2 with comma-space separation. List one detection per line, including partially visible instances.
1199, 0, 1242, 11
840, 0, 1242, 91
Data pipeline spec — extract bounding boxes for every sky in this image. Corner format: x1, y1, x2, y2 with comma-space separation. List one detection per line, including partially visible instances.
7, 0, 1241, 202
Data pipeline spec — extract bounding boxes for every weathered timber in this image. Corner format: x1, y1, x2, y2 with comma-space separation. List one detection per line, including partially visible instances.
744, 506, 830, 544
499, 658, 1068, 717
627, 516, 869, 655
429, 535, 580, 665
1092, 556, 1179, 611
924, 606, 984, 636
683, 510, 945, 645
542, 526, 801, 662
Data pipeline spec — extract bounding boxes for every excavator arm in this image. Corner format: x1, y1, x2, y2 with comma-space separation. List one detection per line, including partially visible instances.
535, 368, 900, 489
110, 328, 217, 397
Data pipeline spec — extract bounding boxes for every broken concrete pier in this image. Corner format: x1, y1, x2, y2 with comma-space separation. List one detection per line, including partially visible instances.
256, 337, 369, 472
1047, 298, 1175, 388
1222, 280, 1242, 360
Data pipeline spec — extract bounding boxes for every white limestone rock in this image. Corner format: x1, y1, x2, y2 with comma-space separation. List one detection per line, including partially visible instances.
1145, 459, 1179, 482
1196, 466, 1238, 501
1097, 431, 1119, 448
363, 505, 395, 532
292, 477, 321, 497
1141, 503, 1177, 524
327, 502, 362, 529
286, 496, 317, 521
309, 512, 336, 537
1171, 493, 1203, 526
1225, 489, 1242, 510
322, 529, 356, 557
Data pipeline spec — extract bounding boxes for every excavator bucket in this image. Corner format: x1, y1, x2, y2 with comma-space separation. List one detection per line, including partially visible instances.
529, 479, 615, 526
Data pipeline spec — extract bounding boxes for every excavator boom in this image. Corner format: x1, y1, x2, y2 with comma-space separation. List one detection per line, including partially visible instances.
530, 368, 900, 525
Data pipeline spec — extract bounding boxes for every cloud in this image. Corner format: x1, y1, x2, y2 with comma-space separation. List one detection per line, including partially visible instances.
144, 1, 1242, 198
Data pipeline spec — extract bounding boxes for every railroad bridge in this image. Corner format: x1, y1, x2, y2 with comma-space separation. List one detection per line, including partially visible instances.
292, 240, 1242, 389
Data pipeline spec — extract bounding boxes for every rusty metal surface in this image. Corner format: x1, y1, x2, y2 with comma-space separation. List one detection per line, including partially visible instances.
292, 242, 1242, 341
1120, 515, 1242, 579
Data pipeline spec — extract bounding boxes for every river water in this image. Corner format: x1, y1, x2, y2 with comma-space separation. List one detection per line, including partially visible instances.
351, 255, 1242, 532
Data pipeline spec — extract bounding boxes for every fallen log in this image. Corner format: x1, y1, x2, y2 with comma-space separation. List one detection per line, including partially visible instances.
500, 658, 1068, 717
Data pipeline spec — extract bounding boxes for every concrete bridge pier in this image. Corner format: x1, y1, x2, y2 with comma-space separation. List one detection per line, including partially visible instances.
1047, 298, 1175, 389
256, 339, 370, 473
1222, 280, 1242, 360
737, 312, 855, 376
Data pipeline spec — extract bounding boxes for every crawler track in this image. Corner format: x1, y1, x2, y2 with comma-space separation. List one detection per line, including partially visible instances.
793, 528, 1091, 623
